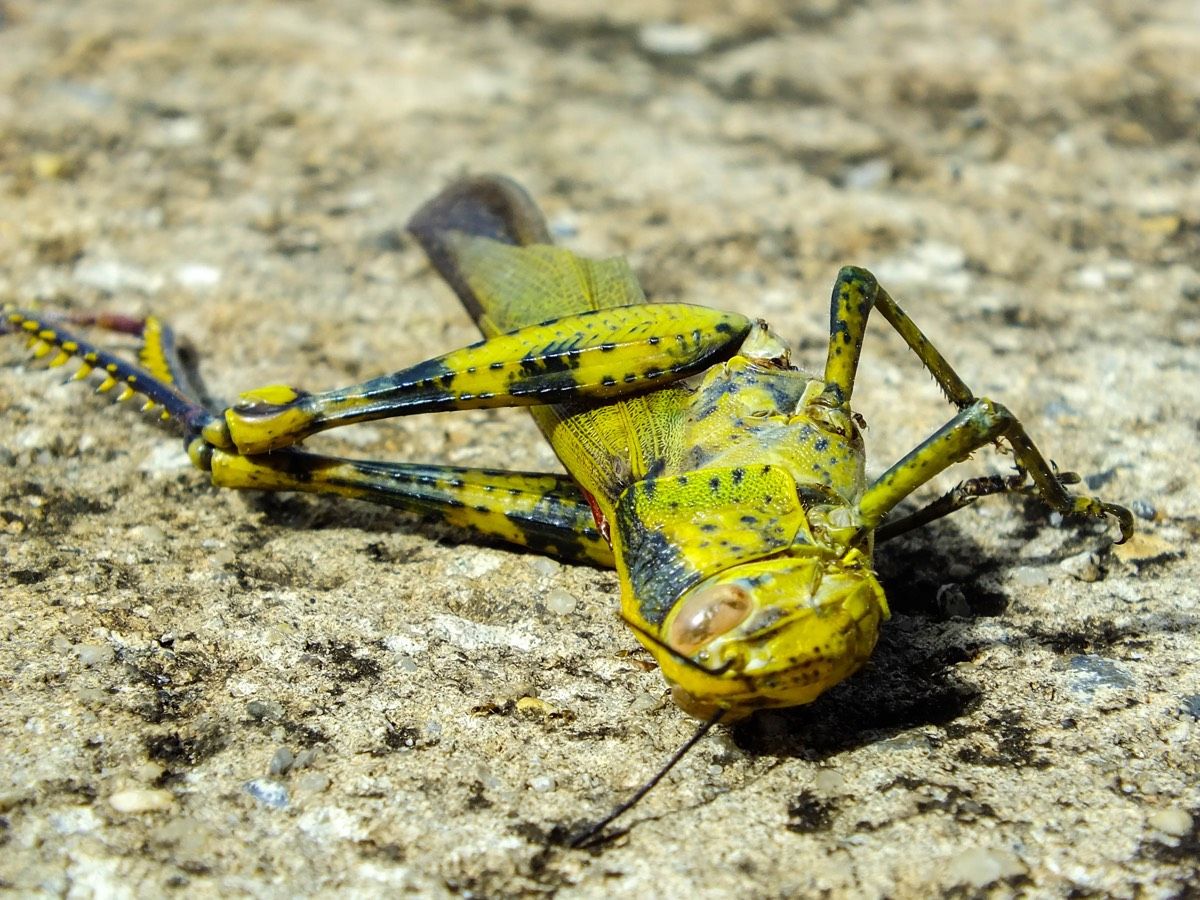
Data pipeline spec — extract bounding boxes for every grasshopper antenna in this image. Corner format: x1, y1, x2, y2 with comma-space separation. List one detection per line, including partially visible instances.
568, 708, 727, 850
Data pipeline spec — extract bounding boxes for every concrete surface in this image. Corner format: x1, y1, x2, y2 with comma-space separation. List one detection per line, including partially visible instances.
1, 1, 1197, 896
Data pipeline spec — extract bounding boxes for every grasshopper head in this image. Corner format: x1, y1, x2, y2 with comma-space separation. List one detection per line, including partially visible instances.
643, 553, 888, 720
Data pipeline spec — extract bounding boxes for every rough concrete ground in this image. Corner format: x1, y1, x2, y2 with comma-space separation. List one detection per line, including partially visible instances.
1, 1, 1198, 896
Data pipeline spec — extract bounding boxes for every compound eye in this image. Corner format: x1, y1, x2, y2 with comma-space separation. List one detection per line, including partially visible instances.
667, 584, 753, 655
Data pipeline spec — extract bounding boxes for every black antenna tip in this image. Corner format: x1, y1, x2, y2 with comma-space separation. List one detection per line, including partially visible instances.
565, 709, 727, 851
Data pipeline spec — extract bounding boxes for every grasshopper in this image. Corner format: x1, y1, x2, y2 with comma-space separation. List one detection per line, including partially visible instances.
4, 176, 1132, 728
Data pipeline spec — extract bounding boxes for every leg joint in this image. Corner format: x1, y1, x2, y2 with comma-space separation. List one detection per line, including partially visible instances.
963, 397, 1013, 431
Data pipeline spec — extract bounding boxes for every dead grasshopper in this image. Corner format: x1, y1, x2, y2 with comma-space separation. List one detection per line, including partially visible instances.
4, 176, 1132, 841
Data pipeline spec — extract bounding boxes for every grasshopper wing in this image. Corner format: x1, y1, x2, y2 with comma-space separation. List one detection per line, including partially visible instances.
408, 177, 706, 508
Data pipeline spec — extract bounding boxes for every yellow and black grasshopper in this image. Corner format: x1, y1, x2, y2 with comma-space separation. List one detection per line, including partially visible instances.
5, 175, 1132, 727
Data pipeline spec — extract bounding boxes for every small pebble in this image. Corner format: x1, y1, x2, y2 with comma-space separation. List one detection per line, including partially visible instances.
295, 772, 331, 794
244, 778, 289, 809
109, 788, 175, 813
74, 643, 115, 667
51, 807, 100, 835
1073, 266, 1107, 290
74, 258, 162, 295
1131, 499, 1156, 521
529, 775, 556, 793
548, 212, 578, 240
268, 746, 294, 776
129, 524, 168, 546
152, 817, 203, 846
246, 699, 284, 721
135, 762, 165, 783
1059, 550, 1102, 582
174, 263, 221, 290
1067, 655, 1135, 695
945, 847, 1026, 888
75, 687, 108, 707
842, 157, 892, 190
293, 747, 320, 769
1011, 566, 1050, 588
544, 588, 578, 615
812, 770, 845, 794
1147, 807, 1193, 837
154, 116, 204, 146
138, 443, 190, 473
527, 556, 560, 577
637, 22, 711, 57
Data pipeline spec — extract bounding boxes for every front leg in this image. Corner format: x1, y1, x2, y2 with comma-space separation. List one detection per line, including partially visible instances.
208, 304, 751, 455
813, 267, 1133, 541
